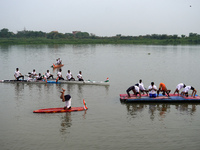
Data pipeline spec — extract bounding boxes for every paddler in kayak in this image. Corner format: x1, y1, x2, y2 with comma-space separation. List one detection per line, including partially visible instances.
126, 85, 141, 98
60, 88, 71, 110
148, 82, 157, 98
157, 83, 171, 97
77, 71, 84, 81
14, 68, 24, 80
181, 86, 197, 98
173, 83, 186, 96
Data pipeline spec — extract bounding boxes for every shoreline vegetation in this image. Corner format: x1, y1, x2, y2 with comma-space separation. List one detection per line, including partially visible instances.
0, 28, 200, 45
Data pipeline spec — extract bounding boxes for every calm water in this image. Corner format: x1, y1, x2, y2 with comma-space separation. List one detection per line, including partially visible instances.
0, 44, 200, 150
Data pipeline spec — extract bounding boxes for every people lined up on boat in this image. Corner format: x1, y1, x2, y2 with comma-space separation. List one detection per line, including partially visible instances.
14, 68, 24, 80
45, 70, 54, 79
77, 71, 84, 81
181, 86, 197, 98
173, 83, 186, 96
126, 85, 141, 98
60, 88, 71, 110
148, 82, 157, 98
157, 83, 171, 97
66, 70, 75, 81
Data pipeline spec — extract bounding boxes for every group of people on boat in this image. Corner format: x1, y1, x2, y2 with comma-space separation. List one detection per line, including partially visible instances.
14, 67, 84, 82
126, 79, 197, 98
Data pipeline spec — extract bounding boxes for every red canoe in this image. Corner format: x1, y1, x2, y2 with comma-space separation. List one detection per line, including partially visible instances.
51, 63, 64, 68
33, 99, 88, 113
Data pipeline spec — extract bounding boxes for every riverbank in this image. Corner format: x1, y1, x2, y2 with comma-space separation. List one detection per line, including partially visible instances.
0, 37, 200, 45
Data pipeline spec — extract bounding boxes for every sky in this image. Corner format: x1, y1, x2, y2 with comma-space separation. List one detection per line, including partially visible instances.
0, 0, 200, 36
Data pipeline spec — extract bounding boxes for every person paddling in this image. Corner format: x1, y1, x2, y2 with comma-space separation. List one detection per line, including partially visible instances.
60, 88, 71, 110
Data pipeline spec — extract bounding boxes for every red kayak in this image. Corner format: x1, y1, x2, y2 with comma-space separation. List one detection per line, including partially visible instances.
51, 63, 64, 68
33, 99, 88, 113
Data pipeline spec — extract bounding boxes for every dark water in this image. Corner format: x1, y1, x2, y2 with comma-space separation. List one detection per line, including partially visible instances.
0, 44, 200, 150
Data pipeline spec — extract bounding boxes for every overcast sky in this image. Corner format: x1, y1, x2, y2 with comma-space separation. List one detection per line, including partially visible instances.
0, 0, 199, 36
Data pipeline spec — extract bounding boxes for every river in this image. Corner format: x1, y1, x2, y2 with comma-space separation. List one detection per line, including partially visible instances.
0, 44, 200, 150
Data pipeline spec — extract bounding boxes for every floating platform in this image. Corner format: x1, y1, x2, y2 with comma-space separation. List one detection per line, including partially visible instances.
120, 94, 200, 103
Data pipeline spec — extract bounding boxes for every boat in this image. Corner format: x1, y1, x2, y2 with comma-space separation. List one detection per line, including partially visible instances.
0, 78, 110, 86
33, 99, 88, 113
120, 93, 200, 103
51, 63, 64, 68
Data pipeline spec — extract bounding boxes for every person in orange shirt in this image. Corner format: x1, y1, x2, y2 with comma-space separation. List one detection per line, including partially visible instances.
157, 83, 171, 97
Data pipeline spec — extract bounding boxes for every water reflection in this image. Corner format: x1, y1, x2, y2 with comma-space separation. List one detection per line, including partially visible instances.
124, 103, 198, 120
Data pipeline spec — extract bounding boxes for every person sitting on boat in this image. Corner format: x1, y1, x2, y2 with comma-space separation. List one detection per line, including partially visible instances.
181, 86, 197, 98
136, 79, 148, 96
60, 88, 71, 110
14, 68, 24, 80
31, 69, 37, 78
45, 70, 54, 79
126, 85, 141, 98
56, 58, 62, 65
56, 69, 65, 81
174, 83, 186, 96
148, 82, 157, 98
157, 83, 171, 97
77, 71, 84, 81
36, 73, 43, 80
66, 70, 75, 81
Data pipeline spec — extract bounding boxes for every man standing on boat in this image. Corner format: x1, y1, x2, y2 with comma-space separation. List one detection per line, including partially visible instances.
14, 68, 24, 80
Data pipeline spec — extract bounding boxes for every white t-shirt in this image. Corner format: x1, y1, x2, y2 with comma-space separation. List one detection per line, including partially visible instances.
139, 83, 145, 91
65, 98, 72, 108
176, 83, 184, 90
77, 73, 82, 79
135, 86, 140, 93
66, 72, 72, 80
46, 72, 51, 78
148, 85, 157, 94
14, 71, 20, 78
57, 72, 62, 77
183, 86, 191, 93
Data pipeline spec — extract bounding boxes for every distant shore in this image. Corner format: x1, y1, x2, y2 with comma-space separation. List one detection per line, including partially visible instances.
0, 37, 200, 45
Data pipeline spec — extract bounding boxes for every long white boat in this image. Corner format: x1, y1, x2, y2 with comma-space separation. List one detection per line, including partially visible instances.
0, 78, 110, 86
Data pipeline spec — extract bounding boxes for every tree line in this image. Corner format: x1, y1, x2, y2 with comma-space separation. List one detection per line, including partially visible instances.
0, 28, 200, 44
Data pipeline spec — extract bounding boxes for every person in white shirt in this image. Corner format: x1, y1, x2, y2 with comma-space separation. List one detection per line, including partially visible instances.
66, 70, 75, 81
56, 69, 64, 81
77, 71, 84, 81
60, 88, 71, 110
31, 69, 37, 77
36, 73, 43, 80
174, 83, 186, 96
45, 70, 54, 79
148, 82, 157, 98
56, 58, 62, 65
137, 79, 148, 96
14, 68, 24, 80
181, 86, 197, 98
126, 85, 141, 98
